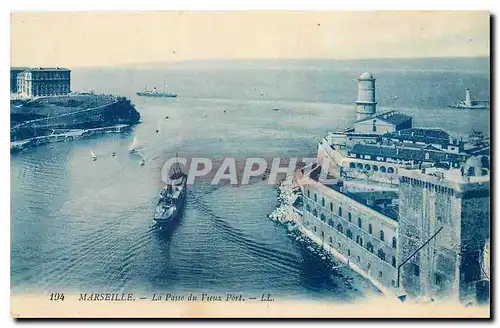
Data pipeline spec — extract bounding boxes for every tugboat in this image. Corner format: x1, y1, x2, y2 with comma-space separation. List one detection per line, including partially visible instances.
136, 83, 177, 98
153, 159, 187, 226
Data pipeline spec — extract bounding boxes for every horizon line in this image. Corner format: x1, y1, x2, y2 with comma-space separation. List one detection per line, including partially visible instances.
11, 55, 490, 70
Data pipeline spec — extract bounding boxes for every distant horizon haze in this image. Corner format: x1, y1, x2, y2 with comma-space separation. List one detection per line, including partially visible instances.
11, 11, 490, 68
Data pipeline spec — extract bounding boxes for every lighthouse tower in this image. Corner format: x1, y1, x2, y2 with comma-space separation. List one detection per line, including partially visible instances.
356, 72, 377, 120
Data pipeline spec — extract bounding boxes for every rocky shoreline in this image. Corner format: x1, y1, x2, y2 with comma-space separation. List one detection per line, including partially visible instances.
10, 124, 133, 153
10, 94, 141, 152
268, 178, 381, 299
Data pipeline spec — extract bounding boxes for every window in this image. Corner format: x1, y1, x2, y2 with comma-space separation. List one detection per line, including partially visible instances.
338, 242, 342, 250
425, 152, 430, 160
307, 189, 310, 197
314, 194, 317, 202
372, 165, 378, 171
328, 219, 335, 227
359, 237, 363, 247
349, 162, 356, 168
347, 249, 351, 256
392, 256, 396, 267
378, 249, 386, 261
313, 226, 317, 232
338, 207, 343, 217
364, 164, 371, 170
387, 167, 395, 174
367, 262, 372, 270
337, 224, 343, 234
372, 120, 377, 132
392, 237, 397, 249
348, 212, 352, 222
435, 273, 442, 286
322, 197, 325, 207
313, 209, 317, 217
346, 229, 353, 239
306, 204, 311, 212
368, 224, 373, 234
380, 166, 386, 173
305, 221, 310, 226
320, 213, 326, 222
413, 263, 420, 276
330, 202, 333, 212
358, 218, 362, 229
367, 242, 374, 253
357, 163, 363, 170
380, 230, 385, 242
357, 256, 361, 262
329, 236, 333, 243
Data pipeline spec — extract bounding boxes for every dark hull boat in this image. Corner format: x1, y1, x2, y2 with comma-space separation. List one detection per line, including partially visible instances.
137, 83, 177, 98
153, 162, 187, 225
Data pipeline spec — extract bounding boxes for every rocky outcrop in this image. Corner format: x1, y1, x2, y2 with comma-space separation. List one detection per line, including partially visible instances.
11, 95, 141, 142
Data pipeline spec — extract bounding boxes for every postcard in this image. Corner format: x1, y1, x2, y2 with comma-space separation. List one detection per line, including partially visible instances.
10, 11, 490, 318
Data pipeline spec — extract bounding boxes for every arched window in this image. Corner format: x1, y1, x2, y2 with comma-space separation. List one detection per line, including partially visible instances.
392, 256, 396, 267
359, 237, 363, 247
306, 204, 311, 212
392, 237, 397, 249
425, 152, 430, 160
313, 209, 317, 217
329, 236, 333, 243
321, 197, 325, 207
364, 164, 371, 170
357, 256, 361, 262
348, 212, 352, 222
367, 242, 374, 253
380, 166, 386, 173
314, 193, 317, 202
349, 162, 356, 168
346, 229, 353, 239
357, 163, 363, 170
379, 271, 383, 278
313, 226, 317, 232
328, 219, 335, 227
380, 230, 385, 242
387, 167, 395, 174
356, 235, 360, 244
338, 207, 342, 217
336, 224, 343, 234
320, 213, 326, 222
378, 249, 386, 261
368, 224, 373, 234
357, 218, 362, 229
372, 165, 378, 171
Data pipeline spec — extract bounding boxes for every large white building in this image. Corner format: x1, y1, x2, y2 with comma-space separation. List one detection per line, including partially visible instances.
295, 73, 490, 303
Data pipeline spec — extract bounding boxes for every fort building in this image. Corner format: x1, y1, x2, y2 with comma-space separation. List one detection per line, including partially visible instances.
295, 72, 490, 304
11, 67, 71, 98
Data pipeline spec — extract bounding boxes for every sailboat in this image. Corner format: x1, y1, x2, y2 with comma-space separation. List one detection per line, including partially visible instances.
128, 136, 143, 153
90, 150, 97, 161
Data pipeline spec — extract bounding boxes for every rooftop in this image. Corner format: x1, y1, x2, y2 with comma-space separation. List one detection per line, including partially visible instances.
27, 67, 70, 72
384, 128, 454, 145
356, 110, 413, 126
349, 143, 466, 163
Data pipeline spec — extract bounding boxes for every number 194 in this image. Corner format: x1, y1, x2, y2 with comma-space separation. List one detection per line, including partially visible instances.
49, 293, 65, 301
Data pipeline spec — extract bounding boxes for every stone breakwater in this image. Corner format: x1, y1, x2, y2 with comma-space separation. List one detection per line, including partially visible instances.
10, 124, 132, 153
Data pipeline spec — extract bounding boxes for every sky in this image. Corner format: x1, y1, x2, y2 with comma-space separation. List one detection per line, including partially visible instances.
10, 11, 490, 68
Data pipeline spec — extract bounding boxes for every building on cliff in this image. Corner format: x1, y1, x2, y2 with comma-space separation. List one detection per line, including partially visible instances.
296, 72, 490, 304
11, 67, 71, 98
